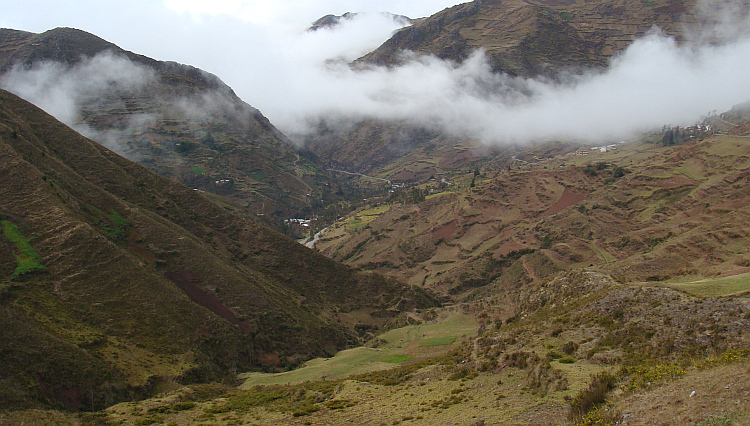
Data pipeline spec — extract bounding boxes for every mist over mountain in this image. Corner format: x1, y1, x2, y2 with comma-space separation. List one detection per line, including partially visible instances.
0, 28, 340, 220
293, 0, 750, 146
4, 0, 749, 150
309, 12, 412, 31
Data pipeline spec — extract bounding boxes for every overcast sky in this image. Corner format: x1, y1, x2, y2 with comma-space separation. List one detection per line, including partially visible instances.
3, 0, 750, 145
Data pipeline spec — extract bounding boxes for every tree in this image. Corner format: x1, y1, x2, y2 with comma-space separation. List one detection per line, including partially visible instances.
612, 166, 626, 179
662, 129, 674, 145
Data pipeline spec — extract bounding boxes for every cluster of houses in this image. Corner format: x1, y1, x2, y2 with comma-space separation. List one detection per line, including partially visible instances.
285, 218, 312, 228
677, 124, 714, 139
575, 141, 626, 156
388, 181, 408, 193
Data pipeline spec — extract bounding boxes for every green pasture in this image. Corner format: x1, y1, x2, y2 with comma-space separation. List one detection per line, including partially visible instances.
346, 205, 390, 231
1, 220, 47, 277
239, 311, 477, 388
663, 272, 750, 298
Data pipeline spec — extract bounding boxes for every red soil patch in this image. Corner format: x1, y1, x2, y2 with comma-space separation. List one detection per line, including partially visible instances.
728, 123, 750, 136
720, 267, 750, 277
432, 220, 456, 241
494, 238, 530, 258
649, 175, 697, 189
541, 187, 587, 216
164, 269, 253, 334
438, 149, 475, 168
394, 170, 418, 181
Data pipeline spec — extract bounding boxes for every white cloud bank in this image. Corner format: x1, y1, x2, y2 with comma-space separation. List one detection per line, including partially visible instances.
249, 26, 750, 145
2, 0, 750, 146
1, 53, 156, 125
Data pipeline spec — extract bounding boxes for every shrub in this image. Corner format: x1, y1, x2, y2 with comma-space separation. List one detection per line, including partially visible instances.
562, 341, 579, 355
569, 372, 618, 421
448, 367, 477, 381
172, 401, 196, 411
575, 408, 619, 426
620, 363, 686, 391
546, 350, 563, 360
324, 399, 355, 410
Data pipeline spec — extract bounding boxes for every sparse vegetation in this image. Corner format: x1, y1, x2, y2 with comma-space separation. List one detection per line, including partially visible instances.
420, 336, 457, 347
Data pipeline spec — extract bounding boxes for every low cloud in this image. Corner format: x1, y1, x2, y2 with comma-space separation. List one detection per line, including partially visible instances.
269, 27, 750, 145
0, 50, 262, 156
0, 52, 159, 154
2, 1, 750, 148
1, 52, 156, 123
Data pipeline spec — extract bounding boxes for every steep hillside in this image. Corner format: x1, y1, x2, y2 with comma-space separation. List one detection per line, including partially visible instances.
302, 120, 483, 178
0, 27, 335, 221
302, 118, 578, 183
0, 89, 437, 411
360, 0, 702, 77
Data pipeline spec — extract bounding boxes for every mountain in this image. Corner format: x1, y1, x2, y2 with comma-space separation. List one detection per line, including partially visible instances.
0, 27, 339, 224
359, 0, 702, 77
301, 118, 580, 185
0, 88, 437, 411
304, 0, 708, 176
309, 12, 412, 32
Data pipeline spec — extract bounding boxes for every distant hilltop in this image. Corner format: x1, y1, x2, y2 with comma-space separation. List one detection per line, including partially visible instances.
309, 12, 412, 31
